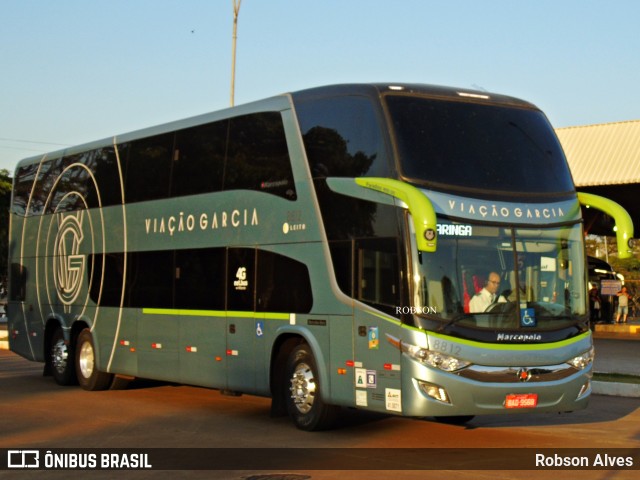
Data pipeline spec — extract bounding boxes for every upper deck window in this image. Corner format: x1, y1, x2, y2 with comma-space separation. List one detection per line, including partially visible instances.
385, 96, 574, 197
122, 111, 296, 203
12, 112, 297, 218
296, 95, 391, 179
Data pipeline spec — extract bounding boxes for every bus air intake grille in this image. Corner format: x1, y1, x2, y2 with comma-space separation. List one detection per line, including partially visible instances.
456, 364, 578, 383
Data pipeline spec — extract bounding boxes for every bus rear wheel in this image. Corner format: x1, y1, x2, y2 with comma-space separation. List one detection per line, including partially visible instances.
51, 327, 77, 386
285, 343, 338, 431
76, 329, 113, 391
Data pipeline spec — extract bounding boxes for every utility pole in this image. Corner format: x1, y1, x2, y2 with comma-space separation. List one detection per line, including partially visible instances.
230, 0, 242, 106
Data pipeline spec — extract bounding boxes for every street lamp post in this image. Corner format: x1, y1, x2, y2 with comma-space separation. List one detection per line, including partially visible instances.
230, 0, 242, 106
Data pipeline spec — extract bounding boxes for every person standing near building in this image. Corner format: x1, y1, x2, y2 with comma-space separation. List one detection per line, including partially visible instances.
588, 286, 601, 324
616, 286, 631, 324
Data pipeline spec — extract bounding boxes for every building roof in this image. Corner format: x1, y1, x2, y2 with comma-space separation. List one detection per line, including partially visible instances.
556, 120, 640, 186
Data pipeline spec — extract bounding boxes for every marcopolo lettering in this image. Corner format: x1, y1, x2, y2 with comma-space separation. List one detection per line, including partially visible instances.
496, 333, 542, 342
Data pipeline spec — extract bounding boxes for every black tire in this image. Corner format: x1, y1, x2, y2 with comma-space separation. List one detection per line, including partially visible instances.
75, 328, 113, 391
50, 327, 77, 386
434, 415, 475, 425
285, 343, 338, 431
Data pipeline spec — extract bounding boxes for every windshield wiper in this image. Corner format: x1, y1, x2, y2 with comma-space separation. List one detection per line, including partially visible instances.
437, 313, 471, 331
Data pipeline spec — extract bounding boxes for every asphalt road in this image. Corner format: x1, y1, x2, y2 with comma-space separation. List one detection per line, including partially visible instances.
1, 349, 638, 480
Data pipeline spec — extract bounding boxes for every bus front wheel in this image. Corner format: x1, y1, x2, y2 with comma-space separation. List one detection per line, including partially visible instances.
285, 343, 338, 431
76, 329, 113, 391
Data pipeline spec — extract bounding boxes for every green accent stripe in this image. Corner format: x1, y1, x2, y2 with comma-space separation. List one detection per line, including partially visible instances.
425, 329, 591, 351
368, 310, 402, 326
143, 308, 290, 320
146, 307, 590, 351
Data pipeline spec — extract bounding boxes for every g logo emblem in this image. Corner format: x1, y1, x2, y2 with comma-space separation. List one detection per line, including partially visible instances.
53, 211, 86, 307
37, 163, 114, 321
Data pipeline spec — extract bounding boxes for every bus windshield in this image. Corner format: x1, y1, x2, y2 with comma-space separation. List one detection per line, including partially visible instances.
410, 220, 587, 331
385, 95, 574, 197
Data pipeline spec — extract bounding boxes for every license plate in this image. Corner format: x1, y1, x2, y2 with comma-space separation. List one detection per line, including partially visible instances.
505, 393, 538, 408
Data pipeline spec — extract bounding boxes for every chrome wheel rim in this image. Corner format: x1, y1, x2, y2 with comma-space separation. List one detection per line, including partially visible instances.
78, 340, 95, 379
289, 362, 316, 414
52, 339, 69, 374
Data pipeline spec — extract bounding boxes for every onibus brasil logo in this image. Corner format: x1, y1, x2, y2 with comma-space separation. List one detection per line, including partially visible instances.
53, 211, 86, 312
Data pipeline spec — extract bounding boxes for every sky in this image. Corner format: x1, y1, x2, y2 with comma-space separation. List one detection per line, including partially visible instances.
1, 0, 639, 173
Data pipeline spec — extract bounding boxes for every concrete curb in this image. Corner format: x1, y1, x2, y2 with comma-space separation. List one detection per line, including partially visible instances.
594, 323, 640, 335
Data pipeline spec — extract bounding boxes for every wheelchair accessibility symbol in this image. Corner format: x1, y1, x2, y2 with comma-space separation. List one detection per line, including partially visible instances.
520, 308, 537, 327
256, 321, 264, 337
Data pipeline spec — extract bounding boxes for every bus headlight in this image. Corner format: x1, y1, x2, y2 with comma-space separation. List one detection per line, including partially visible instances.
566, 347, 595, 370
401, 341, 471, 372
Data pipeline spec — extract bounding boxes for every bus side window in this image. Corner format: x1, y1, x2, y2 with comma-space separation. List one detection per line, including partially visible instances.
82, 147, 123, 208
256, 251, 313, 313
328, 241, 354, 298
172, 121, 227, 197
175, 248, 225, 310
296, 94, 391, 179
355, 238, 400, 315
122, 132, 175, 203
11, 164, 39, 216
46, 154, 95, 213
88, 253, 125, 307
34, 159, 63, 215
225, 112, 296, 200
125, 250, 174, 309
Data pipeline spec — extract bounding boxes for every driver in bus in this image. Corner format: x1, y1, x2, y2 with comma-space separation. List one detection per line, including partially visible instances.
469, 271, 507, 313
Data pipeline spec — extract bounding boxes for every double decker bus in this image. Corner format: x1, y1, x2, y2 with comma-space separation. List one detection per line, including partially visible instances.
8, 84, 633, 430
